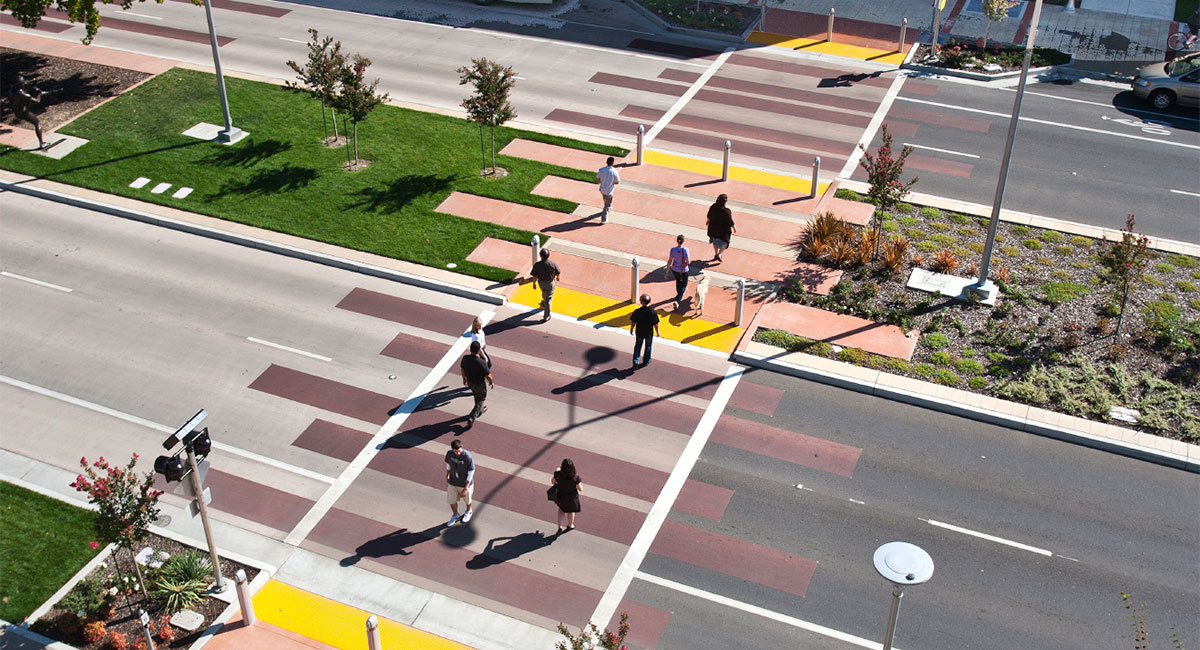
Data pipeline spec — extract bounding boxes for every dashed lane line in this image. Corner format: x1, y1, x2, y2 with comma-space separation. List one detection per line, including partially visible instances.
1, 271, 72, 293
926, 518, 1053, 556
903, 142, 980, 158
247, 337, 332, 362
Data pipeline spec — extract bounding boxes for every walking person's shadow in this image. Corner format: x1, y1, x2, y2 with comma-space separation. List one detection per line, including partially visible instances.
339, 524, 443, 566
465, 531, 556, 569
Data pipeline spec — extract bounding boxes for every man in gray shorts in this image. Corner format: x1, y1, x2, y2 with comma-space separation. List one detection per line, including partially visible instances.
445, 439, 475, 525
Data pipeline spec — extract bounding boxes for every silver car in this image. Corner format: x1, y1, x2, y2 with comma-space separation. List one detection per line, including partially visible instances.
1132, 52, 1200, 110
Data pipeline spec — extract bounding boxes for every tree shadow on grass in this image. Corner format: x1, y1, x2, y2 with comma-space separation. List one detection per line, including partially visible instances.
219, 164, 318, 196
348, 173, 454, 213
202, 138, 290, 167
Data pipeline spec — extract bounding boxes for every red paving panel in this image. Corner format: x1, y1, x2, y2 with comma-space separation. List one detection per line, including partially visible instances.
292, 419, 372, 463
532, 176, 802, 247
249, 364, 399, 426
726, 52, 897, 89
204, 467, 316, 532
465, 237, 532, 275
754, 300, 917, 360
307, 506, 606, 629
379, 330, 707, 436
820, 196, 875, 227
651, 519, 817, 597
437, 193, 840, 293
380, 331, 450, 370
619, 105, 856, 159
336, 287, 473, 336
47, 8, 234, 45
903, 80, 941, 97
674, 479, 734, 522
612, 598, 672, 650
693, 88, 870, 129
660, 68, 883, 115
588, 72, 688, 97
365, 449, 644, 546
888, 103, 991, 133
903, 153, 974, 179
0, 14, 72, 32
169, 0, 290, 16
709, 415, 861, 478
545, 109, 643, 135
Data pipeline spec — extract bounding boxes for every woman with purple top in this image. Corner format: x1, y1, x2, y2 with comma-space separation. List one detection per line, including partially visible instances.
664, 234, 690, 310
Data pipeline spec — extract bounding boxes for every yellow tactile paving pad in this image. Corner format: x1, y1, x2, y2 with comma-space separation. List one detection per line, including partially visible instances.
641, 150, 829, 197
748, 31, 908, 65
253, 580, 473, 650
510, 282, 744, 354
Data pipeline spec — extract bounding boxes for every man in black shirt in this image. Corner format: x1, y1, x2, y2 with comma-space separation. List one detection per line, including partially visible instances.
530, 248, 561, 322
629, 293, 661, 368
461, 341, 493, 427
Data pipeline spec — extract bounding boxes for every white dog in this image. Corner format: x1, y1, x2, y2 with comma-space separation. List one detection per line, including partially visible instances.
694, 272, 711, 316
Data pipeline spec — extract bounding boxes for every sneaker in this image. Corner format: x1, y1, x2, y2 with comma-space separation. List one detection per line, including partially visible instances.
461, 510, 473, 523
466, 416, 474, 428
672, 301, 679, 310
447, 514, 459, 526
480, 406, 488, 416
632, 357, 640, 367
601, 215, 608, 224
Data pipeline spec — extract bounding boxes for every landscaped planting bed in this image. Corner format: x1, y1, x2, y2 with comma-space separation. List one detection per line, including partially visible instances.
29, 532, 259, 650
757, 191, 1199, 439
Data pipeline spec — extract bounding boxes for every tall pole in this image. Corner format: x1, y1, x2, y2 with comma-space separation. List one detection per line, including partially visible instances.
201, 0, 242, 143
929, 0, 944, 59
974, 0, 1043, 297
881, 584, 905, 650
186, 446, 227, 592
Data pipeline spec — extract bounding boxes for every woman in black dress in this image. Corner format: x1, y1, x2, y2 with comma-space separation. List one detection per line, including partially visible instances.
552, 458, 582, 533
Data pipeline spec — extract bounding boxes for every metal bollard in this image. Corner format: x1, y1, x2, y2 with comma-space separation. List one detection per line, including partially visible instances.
759, 0, 766, 31
636, 125, 644, 166
898, 18, 907, 53
809, 156, 821, 199
735, 279, 746, 326
1064, 0, 1075, 12
234, 569, 256, 627
827, 7, 835, 42
531, 235, 541, 268
722, 140, 731, 182
366, 615, 382, 650
630, 257, 640, 304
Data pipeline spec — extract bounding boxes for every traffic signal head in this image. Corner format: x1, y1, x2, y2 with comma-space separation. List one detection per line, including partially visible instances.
154, 455, 185, 482
190, 428, 211, 457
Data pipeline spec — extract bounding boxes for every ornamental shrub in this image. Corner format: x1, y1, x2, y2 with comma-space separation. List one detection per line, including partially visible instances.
858, 124, 917, 211
83, 621, 107, 643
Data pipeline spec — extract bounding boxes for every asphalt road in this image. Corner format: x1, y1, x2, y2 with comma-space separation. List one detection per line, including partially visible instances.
871, 73, 1200, 243
2, 193, 1197, 649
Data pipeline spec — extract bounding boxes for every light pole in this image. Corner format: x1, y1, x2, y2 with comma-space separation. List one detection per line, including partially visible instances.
873, 541, 934, 650
201, 0, 244, 144
973, 0, 1044, 299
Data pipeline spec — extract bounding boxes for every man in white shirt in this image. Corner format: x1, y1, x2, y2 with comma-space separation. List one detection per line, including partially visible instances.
596, 156, 620, 224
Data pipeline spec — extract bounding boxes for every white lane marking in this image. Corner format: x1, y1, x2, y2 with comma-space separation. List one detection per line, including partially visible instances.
591, 365, 743, 628
122, 11, 162, 19
840, 70, 910, 179
279, 37, 308, 44
644, 47, 735, 146
903, 142, 981, 158
283, 309, 496, 545
1000, 86, 1200, 122
130, 177, 151, 189
172, 187, 193, 199
636, 572, 889, 650
247, 337, 332, 362
896, 96, 1200, 150
150, 182, 172, 194
848, 498, 865, 504
1170, 188, 1200, 197
926, 518, 1052, 556
1, 271, 72, 293
997, 87, 1114, 107
0, 374, 334, 484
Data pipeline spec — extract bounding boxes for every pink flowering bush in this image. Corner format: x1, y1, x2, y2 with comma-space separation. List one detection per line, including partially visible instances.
556, 611, 630, 650
858, 123, 917, 212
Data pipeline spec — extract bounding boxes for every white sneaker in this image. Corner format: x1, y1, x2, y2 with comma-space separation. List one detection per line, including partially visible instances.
461, 510, 473, 523
447, 514, 459, 526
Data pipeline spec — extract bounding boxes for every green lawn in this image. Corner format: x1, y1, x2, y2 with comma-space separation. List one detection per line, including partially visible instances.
0, 481, 101, 622
0, 69, 626, 283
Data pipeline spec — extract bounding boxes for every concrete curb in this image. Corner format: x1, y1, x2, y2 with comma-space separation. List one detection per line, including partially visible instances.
732, 346, 1199, 473
0, 180, 506, 307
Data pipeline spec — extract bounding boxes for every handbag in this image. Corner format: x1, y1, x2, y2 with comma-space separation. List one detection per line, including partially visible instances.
546, 484, 558, 501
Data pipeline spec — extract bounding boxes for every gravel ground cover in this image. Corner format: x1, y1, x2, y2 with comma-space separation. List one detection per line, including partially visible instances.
756, 191, 1199, 440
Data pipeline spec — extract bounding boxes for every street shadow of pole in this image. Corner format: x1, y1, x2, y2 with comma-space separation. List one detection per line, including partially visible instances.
567, 346, 616, 431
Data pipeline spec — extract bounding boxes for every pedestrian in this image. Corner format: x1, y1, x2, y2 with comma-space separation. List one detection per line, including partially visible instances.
530, 248, 561, 322
460, 340, 493, 427
445, 439, 475, 525
596, 156, 620, 223
629, 293, 661, 368
706, 193, 736, 262
664, 234, 690, 310
551, 458, 582, 533
468, 317, 491, 368
694, 272, 710, 316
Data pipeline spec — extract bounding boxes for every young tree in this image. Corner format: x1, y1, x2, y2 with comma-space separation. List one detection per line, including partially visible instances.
71, 454, 163, 601
457, 58, 518, 175
1096, 214, 1152, 339
556, 611, 630, 650
3, 0, 175, 45
858, 123, 918, 257
981, 0, 1020, 49
332, 53, 388, 169
286, 28, 345, 144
